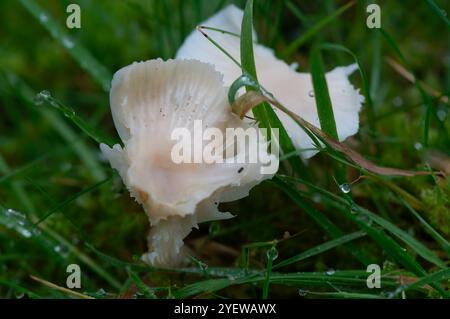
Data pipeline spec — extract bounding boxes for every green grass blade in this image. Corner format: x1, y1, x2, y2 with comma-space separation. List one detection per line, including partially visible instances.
285, 0, 311, 27
127, 268, 157, 299
357, 206, 446, 269
424, 0, 450, 28
319, 43, 377, 138
241, 0, 257, 82
308, 291, 384, 299
400, 198, 450, 255
273, 231, 366, 269
275, 175, 448, 298
310, 47, 338, 139
173, 270, 406, 298
262, 247, 275, 299
271, 176, 373, 265
392, 268, 450, 298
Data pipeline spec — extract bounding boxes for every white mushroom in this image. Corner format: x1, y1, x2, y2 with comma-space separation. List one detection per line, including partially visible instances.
176, 5, 364, 158
100, 59, 277, 267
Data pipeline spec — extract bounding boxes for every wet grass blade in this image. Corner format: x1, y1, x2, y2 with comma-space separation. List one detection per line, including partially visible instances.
19, 0, 112, 91
127, 268, 157, 299
173, 270, 406, 298
392, 268, 450, 298
356, 205, 446, 269
273, 231, 366, 269
400, 198, 450, 256
308, 291, 384, 299
275, 174, 448, 298
310, 47, 338, 139
0, 279, 41, 299
271, 176, 373, 265
320, 43, 376, 138
424, 0, 450, 28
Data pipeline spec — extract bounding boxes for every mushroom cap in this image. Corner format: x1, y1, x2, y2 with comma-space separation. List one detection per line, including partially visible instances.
101, 59, 277, 266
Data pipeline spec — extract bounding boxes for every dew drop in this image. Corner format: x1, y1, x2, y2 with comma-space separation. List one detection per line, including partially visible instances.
62, 37, 75, 49
266, 246, 278, 261
227, 274, 236, 281
200, 262, 208, 271
39, 14, 48, 22
312, 193, 321, 203
39, 90, 51, 99
15, 291, 25, 299
20, 229, 32, 238
298, 289, 308, 296
326, 268, 335, 275
437, 109, 447, 121
339, 183, 351, 194
96, 288, 107, 297
414, 142, 423, 150
308, 90, 315, 97
33, 94, 44, 106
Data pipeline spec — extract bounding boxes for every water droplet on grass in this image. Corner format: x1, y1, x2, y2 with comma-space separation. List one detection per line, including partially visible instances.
437, 109, 447, 121
339, 183, 351, 194
308, 90, 315, 97
266, 246, 278, 261
20, 229, 32, 238
33, 95, 44, 105
326, 268, 335, 275
34, 90, 51, 106
15, 291, 25, 299
62, 37, 75, 49
414, 142, 423, 150
39, 14, 48, 22
2, 208, 40, 238
195, 259, 208, 272
312, 193, 321, 203
298, 289, 308, 296
96, 288, 107, 297
227, 274, 236, 281
39, 90, 51, 99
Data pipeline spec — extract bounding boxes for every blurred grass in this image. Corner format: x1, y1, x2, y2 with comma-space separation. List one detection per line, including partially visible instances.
0, 0, 449, 299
